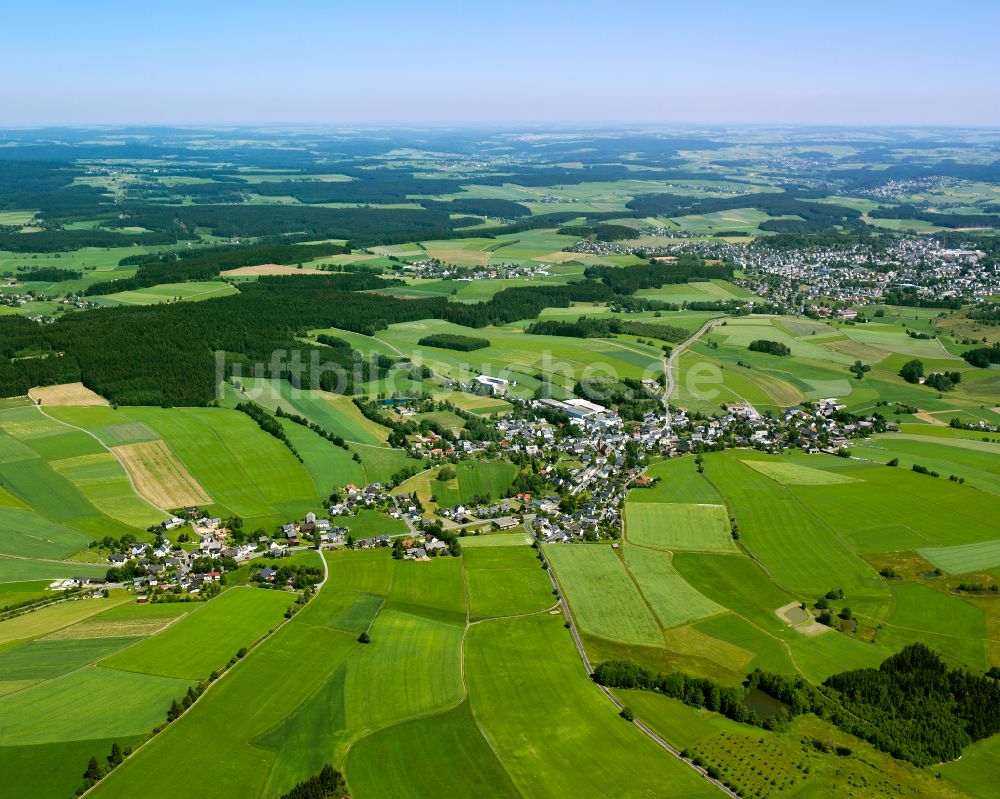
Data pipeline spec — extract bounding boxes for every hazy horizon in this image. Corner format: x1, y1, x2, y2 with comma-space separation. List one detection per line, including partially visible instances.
4, 0, 999, 127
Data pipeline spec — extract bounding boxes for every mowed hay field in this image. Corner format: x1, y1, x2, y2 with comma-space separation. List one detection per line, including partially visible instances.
112, 439, 212, 508
622, 545, 726, 629
918, 539, 1000, 573
626, 502, 737, 552
100, 588, 295, 680
544, 544, 663, 646
28, 383, 109, 406
741, 458, 861, 486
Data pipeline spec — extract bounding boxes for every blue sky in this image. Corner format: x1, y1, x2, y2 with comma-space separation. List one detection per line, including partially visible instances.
3, 0, 998, 126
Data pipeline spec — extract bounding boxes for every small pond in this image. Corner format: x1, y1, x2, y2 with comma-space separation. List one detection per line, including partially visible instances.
744, 690, 787, 721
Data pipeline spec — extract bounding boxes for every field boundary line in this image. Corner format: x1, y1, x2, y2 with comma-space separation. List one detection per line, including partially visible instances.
30, 402, 170, 517
2, 607, 197, 701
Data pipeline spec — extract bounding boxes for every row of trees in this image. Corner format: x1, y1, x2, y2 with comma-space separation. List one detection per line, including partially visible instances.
234, 401, 302, 461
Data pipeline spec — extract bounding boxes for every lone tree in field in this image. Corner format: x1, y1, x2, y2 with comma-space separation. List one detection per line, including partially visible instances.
899, 359, 924, 384
849, 360, 870, 380
358, 631, 370, 644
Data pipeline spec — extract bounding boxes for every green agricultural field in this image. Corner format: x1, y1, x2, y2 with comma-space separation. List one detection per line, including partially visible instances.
0, 665, 191, 746
0, 596, 128, 644
919, 539, 1000, 573
790, 464, 1000, 552
0, 507, 90, 559
785, 631, 888, 682
385, 556, 466, 623
626, 502, 737, 552
375, 317, 663, 395
0, 406, 156, 537
674, 548, 815, 637
343, 608, 465, 729
0, 734, 147, 799
882, 582, 988, 670
94, 281, 238, 306
295, 588, 383, 634
421, 459, 517, 507
341, 508, 408, 538
466, 615, 717, 798
942, 732, 1000, 799
692, 613, 796, 675
346, 701, 521, 799
465, 546, 556, 620
234, 378, 390, 445
705, 453, 887, 598
544, 544, 663, 645
324, 549, 395, 595
100, 588, 295, 680
740, 457, 861, 486
459, 530, 532, 546
102, 406, 320, 527
0, 556, 108, 583
279, 418, 365, 492
88, 621, 360, 799
0, 636, 137, 685
633, 456, 723, 504
622, 545, 726, 629
853, 434, 1000, 496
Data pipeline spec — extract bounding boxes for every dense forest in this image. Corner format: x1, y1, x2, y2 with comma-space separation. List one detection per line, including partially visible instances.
526, 317, 687, 343
416, 333, 490, 351
585, 255, 732, 292
626, 191, 864, 233
0, 275, 636, 404
84, 241, 349, 295
869, 204, 1000, 229
557, 223, 638, 242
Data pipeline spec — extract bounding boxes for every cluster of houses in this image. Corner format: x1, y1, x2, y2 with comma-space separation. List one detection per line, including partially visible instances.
682, 236, 996, 308
399, 258, 549, 281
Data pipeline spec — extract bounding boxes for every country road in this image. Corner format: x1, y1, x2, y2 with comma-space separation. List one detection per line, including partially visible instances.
661, 316, 726, 434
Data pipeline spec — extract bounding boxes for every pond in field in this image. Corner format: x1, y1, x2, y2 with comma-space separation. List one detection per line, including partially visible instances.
744, 690, 787, 721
